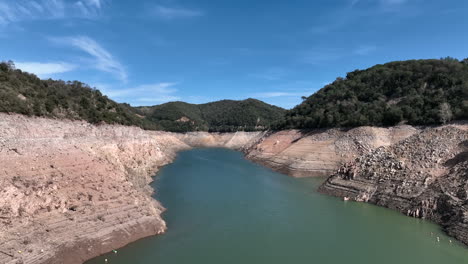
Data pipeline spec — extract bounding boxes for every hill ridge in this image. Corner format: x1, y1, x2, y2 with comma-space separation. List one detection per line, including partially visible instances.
0, 61, 285, 132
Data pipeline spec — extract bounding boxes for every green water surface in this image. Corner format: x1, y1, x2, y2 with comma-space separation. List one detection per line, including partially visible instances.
87, 148, 468, 264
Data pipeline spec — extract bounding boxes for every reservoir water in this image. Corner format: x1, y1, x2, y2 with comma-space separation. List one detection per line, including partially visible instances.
87, 148, 468, 264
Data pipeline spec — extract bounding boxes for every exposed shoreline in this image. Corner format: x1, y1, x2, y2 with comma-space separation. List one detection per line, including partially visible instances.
318, 124, 468, 245
1, 113, 467, 263
0, 113, 264, 264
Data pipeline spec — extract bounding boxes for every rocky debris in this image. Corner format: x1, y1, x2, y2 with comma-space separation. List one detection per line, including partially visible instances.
245, 126, 418, 177
319, 124, 468, 245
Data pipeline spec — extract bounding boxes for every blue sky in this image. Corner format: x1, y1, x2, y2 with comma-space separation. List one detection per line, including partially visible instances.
1, 0, 468, 109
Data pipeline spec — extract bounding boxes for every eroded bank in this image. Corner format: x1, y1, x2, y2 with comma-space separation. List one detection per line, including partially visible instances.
1, 113, 467, 263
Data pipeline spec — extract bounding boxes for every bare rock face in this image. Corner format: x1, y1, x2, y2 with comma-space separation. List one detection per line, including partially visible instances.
245, 126, 418, 177
0, 114, 266, 264
174, 131, 266, 150
247, 124, 468, 245
319, 124, 468, 244
0, 114, 191, 264
2, 111, 466, 263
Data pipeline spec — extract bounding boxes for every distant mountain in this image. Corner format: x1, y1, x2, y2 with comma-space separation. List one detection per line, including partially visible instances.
135, 99, 286, 132
0, 61, 285, 132
278, 58, 468, 129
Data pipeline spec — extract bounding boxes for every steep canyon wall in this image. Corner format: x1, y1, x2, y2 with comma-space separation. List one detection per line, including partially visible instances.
1, 113, 467, 264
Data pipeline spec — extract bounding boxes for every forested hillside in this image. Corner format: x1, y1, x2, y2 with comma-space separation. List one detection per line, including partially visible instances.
136, 99, 286, 132
0, 61, 284, 132
2, 58, 467, 132
278, 58, 468, 129
0, 61, 151, 127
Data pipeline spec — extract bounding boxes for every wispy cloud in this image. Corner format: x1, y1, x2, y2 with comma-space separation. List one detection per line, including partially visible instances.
353, 45, 377, 55
250, 67, 289, 81
98, 82, 180, 106
351, 0, 409, 7
86, 0, 102, 9
15, 61, 76, 78
300, 49, 343, 64
312, 0, 417, 35
102, 83, 177, 98
151, 5, 204, 20
74, 0, 102, 17
0, 0, 104, 25
54, 36, 127, 82
349, 0, 360, 6
380, 0, 408, 5
253, 92, 305, 98
300, 44, 377, 64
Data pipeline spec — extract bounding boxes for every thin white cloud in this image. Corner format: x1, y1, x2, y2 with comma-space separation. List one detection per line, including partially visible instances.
86, 0, 101, 9
354, 45, 377, 55
312, 0, 417, 35
44, 0, 65, 18
250, 67, 289, 81
29, 1, 45, 13
56, 36, 127, 82
102, 83, 178, 98
253, 92, 305, 98
134, 96, 180, 103
98, 82, 180, 105
0, 2, 16, 22
0, 0, 103, 25
350, 0, 360, 6
381, 0, 407, 5
74, 1, 91, 17
74, 0, 104, 17
185, 95, 213, 104
151, 5, 204, 20
300, 49, 343, 64
300, 45, 376, 65
351, 0, 408, 6
15, 61, 77, 78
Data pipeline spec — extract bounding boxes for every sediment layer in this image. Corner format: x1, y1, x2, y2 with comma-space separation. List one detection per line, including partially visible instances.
0, 114, 186, 264
244, 126, 418, 177
319, 124, 468, 244
2, 112, 467, 263
0, 114, 262, 264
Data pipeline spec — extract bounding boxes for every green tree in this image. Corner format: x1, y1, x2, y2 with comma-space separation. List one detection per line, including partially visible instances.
280, 59, 468, 129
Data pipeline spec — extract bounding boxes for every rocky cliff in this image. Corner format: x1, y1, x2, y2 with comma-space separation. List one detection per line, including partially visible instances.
245, 124, 468, 245
0, 113, 187, 264
244, 126, 418, 177
2, 112, 467, 264
0, 114, 262, 264
319, 124, 468, 244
